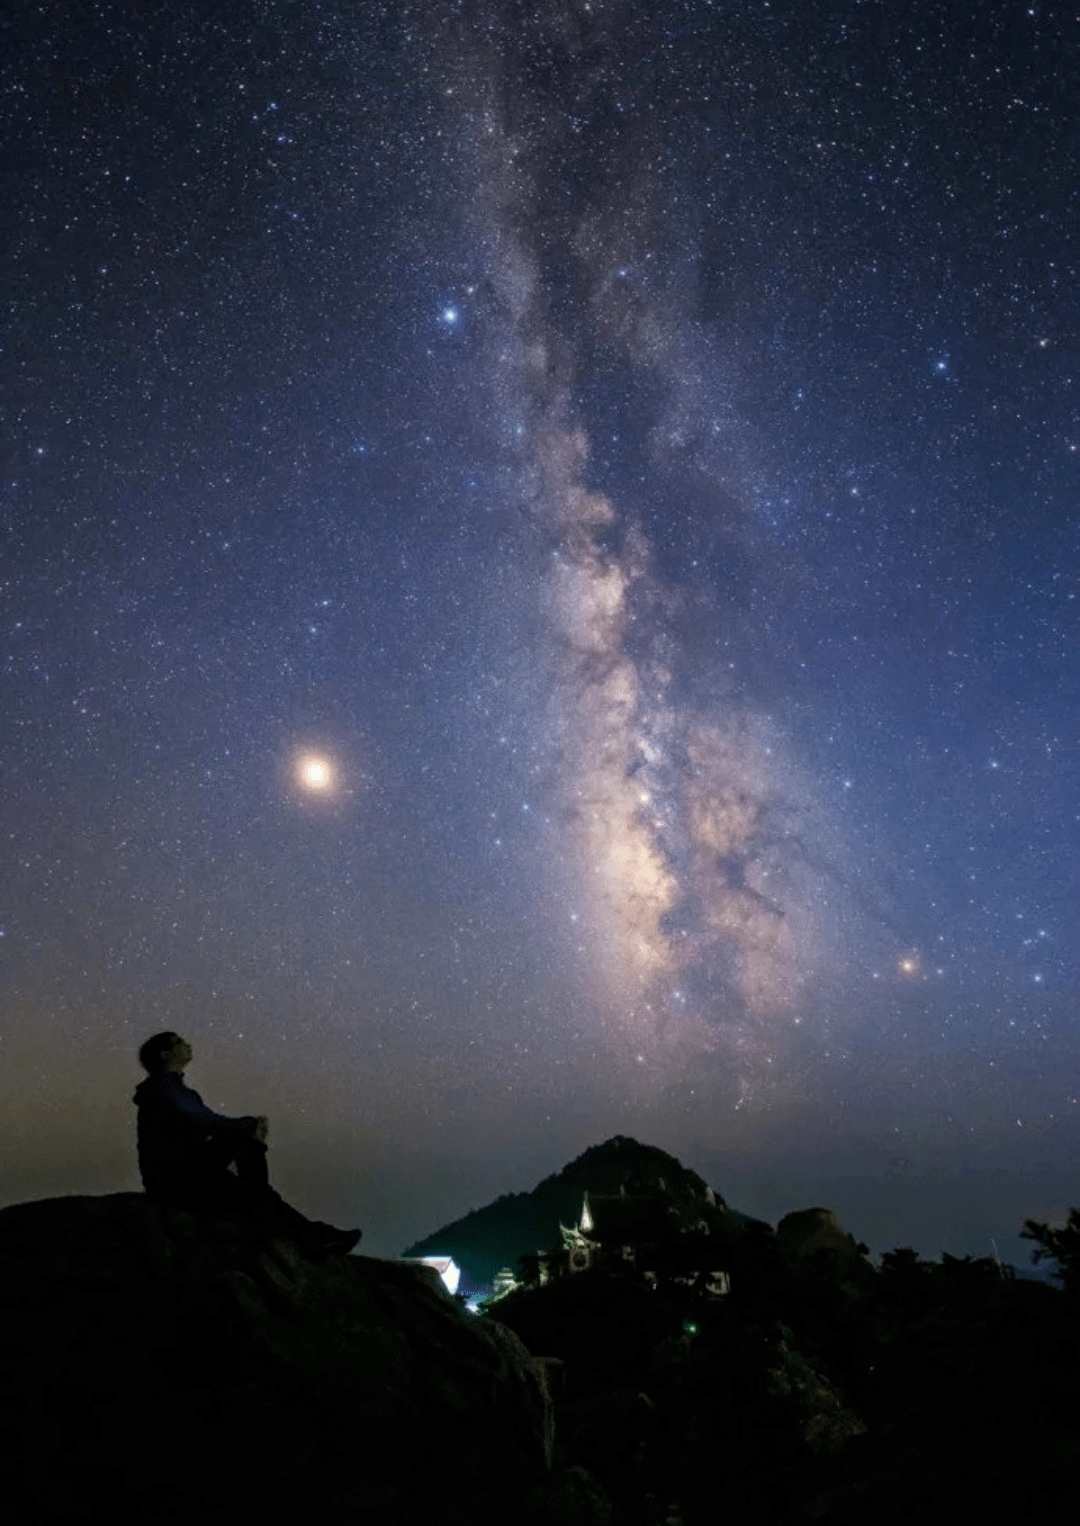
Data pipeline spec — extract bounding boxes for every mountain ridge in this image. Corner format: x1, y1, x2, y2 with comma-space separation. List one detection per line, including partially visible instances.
402, 1134, 769, 1291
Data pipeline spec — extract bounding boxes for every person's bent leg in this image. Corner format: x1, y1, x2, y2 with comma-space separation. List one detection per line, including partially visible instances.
231, 1136, 270, 1191
201, 1136, 361, 1258
215, 1137, 341, 1249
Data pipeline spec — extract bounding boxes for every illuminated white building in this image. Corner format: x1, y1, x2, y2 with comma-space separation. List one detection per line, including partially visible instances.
399, 1255, 461, 1296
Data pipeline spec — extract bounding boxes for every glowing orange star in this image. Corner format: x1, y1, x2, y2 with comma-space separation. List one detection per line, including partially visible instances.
297, 754, 334, 793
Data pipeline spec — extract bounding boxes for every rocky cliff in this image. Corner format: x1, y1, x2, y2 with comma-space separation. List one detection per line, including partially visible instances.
0, 1193, 564, 1526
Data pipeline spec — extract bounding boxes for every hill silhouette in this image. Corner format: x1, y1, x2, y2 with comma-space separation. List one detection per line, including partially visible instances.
2, 1151, 1078, 1522
455, 1142, 1080, 1523
482, 1227, 1080, 1523
402, 1134, 768, 1291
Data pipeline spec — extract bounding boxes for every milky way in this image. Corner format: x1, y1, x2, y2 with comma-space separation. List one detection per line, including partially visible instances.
436, 4, 857, 1098
2, 0, 1077, 1266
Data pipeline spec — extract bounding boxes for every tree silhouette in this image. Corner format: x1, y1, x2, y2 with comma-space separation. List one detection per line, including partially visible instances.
1021, 1208, 1080, 1293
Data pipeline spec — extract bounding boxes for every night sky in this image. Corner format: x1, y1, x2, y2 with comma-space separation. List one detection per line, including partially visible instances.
3, 1, 1077, 1271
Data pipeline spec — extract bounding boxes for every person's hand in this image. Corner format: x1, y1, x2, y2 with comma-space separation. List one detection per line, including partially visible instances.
254, 1115, 269, 1142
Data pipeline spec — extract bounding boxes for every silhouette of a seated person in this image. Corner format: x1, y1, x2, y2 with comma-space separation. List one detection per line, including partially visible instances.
134, 1031, 360, 1261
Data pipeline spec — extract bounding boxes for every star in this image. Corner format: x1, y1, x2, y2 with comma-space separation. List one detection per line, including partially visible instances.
297, 755, 334, 793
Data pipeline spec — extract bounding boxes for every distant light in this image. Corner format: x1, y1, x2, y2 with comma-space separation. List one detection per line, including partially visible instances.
405, 1256, 461, 1296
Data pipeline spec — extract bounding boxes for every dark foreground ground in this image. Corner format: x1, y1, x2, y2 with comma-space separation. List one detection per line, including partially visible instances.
1, 1193, 1078, 1524
484, 1228, 1080, 1524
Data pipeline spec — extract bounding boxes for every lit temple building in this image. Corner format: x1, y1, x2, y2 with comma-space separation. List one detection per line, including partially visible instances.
552, 1187, 730, 1295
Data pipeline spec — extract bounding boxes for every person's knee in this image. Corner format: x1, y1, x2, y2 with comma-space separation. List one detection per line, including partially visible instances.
232, 1138, 270, 1188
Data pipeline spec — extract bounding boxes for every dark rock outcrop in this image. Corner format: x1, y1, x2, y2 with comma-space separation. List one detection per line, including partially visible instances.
487, 1266, 870, 1525
776, 1206, 871, 1280
0, 1193, 554, 1525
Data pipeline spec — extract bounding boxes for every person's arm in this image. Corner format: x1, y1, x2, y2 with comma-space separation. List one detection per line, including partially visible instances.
156, 1075, 259, 1140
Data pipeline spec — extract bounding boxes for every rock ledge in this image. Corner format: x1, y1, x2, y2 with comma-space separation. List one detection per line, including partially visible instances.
0, 1193, 553, 1525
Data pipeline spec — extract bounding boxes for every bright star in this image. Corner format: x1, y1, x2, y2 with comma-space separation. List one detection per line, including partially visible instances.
297, 755, 333, 792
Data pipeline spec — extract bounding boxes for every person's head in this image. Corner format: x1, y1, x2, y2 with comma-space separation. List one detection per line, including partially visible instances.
138, 1032, 191, 1074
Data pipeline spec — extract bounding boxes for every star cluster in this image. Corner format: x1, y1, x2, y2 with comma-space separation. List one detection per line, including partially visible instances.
1, 1, 1076, 1265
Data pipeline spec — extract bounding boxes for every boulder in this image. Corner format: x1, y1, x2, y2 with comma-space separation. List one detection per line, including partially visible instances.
0, 1193, 553, 1525
776, 1207, 867, 1278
